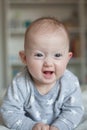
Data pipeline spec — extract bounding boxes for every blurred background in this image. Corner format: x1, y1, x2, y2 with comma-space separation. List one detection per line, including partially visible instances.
0, 0, 87, 98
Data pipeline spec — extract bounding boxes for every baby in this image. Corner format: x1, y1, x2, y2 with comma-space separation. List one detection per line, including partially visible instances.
0, 17, 84, 130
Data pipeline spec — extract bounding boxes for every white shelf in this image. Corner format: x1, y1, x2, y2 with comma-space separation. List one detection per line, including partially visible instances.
9, 28, 26, 35
11, 62, 23, 66
9, 0, 80, 5
9, 27, 81, 36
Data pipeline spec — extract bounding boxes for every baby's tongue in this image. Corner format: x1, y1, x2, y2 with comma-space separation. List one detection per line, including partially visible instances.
44, 71, 52, 74
43, 71, 54, 78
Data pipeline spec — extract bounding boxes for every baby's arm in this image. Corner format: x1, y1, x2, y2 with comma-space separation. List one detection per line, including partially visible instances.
51, 77, 84, 130
0, 77, 37, 130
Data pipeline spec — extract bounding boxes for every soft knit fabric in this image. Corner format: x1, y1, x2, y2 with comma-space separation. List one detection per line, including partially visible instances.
0, 68, 84, 130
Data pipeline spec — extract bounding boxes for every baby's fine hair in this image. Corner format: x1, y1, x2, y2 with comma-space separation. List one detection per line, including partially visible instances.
24, 17, 70, 50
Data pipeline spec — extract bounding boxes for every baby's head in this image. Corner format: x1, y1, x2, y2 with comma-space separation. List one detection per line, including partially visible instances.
19, 17, 72, 87
24, 17, 70, 52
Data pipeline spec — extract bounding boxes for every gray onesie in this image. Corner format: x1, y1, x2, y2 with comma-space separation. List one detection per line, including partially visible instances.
0, 68, 84, 130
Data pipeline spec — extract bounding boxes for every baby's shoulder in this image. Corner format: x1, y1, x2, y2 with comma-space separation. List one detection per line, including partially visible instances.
60, 69, 80, 90
14, 67, 30, 82
12, 68, 31, 94
63, 69, 78, 81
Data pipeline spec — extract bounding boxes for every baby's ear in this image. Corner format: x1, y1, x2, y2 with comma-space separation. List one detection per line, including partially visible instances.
19, 50, 27, 64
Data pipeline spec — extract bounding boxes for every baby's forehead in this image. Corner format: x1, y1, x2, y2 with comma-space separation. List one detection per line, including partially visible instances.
27, 20, 66, 35
24, 18, 70, 49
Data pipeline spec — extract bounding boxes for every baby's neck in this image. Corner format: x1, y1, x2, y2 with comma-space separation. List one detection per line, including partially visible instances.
34, 82, 56, 95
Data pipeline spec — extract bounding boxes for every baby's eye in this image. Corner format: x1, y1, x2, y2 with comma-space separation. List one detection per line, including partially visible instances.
54, 53, 62, 58
34, 52, 44, 59
35, 53, 43, 57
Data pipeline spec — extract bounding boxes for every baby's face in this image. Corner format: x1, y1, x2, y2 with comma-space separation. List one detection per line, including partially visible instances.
24, 29, 72, 87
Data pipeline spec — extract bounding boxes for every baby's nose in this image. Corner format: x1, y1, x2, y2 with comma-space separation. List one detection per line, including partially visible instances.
43, 57, 53, 67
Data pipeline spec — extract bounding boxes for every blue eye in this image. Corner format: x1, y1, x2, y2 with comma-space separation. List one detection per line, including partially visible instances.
35, 53, 43, 57
34, 52, 45, 59
54, 53, 62, 57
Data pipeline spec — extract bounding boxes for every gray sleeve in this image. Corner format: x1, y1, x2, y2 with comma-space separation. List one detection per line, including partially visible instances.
0, 76, 37, 130
51, 73, 84, 130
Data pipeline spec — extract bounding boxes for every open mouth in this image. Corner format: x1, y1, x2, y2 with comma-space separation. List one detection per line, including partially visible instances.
43, 71, 54, 79
43, 71, 54, 74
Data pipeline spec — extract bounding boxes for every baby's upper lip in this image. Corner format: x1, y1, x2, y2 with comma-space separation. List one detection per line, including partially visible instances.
42, 70, 54, 73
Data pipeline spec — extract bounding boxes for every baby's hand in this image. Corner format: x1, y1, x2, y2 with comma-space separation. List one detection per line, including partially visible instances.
50, 126, 59, 130
32, 123, 49, 130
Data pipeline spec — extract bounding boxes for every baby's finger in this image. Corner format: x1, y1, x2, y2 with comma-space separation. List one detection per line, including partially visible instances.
32, 123, 42, 130
41, 124, 49, 130
45, 124, 50, 130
